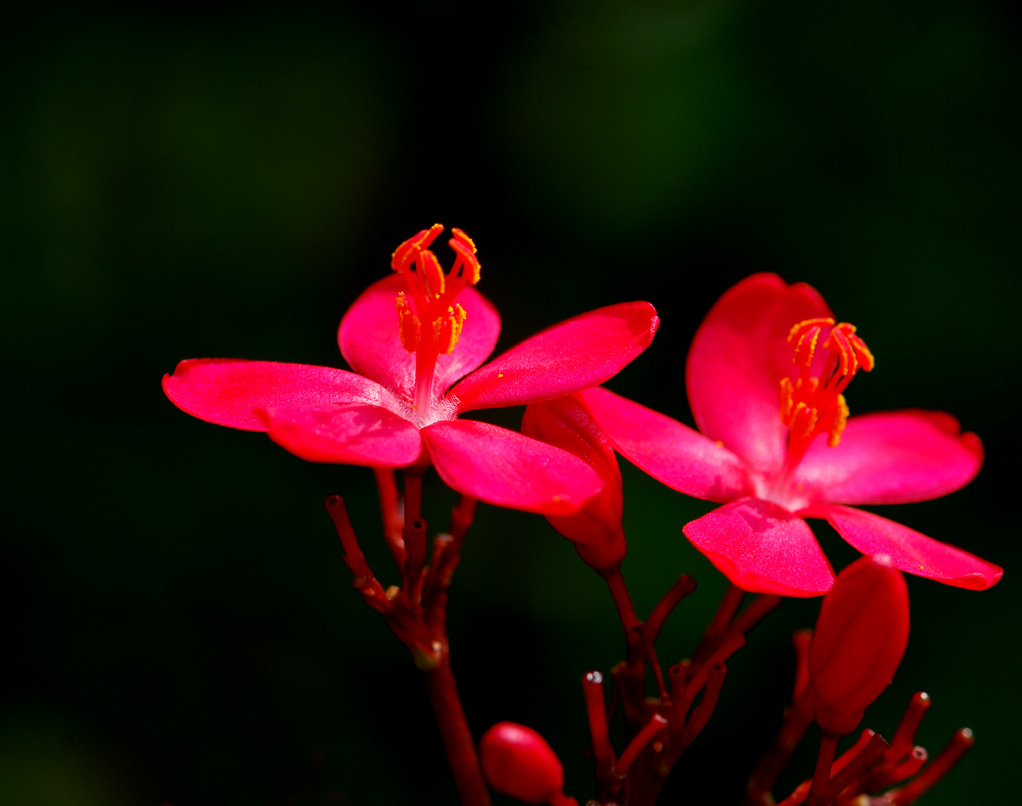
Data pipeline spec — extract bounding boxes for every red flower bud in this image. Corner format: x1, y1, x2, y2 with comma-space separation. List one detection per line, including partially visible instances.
522, 394, 626, 572
479, 722, 565, 804
810, 554, 909, 737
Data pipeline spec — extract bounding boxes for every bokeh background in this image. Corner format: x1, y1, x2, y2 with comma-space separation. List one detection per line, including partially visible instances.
4, 2, 1019, 804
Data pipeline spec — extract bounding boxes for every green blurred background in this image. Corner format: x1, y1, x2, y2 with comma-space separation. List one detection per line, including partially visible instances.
3, 2, 1019, 804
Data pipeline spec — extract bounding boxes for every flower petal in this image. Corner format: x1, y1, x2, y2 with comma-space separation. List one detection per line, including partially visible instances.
421, 420, 605, 515
338, 274, 500, 399
450, 302, 659, 412
805, 504, 1002, 590
259, 403, 423, 467
682, 497, 835, 596
793, 410, 984, 505
686, 273, 831, 478
580, 387, 751, 503
163, 358, 398, 431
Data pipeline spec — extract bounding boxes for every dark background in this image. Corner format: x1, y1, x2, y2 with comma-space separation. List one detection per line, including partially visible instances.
3, 2, 1019, 804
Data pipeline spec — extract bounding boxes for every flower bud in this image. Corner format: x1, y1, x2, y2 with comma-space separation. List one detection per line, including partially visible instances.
522, 394, 626, 572
479, 722, 565, 804
810, 553, 909, 737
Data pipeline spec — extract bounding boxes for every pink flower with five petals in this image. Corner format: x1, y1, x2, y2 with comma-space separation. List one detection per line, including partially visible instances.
579, 273, 1001, 596
163, 225, 659, 515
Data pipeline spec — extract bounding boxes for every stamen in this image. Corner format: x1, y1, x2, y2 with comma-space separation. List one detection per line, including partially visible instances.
419, 249, 446, 296
389, 225, 482, 419
395, 293, 421, 353
778, 318, 874, 463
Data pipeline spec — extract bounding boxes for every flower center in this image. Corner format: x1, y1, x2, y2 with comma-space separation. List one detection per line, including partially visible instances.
391, 224, 481, 416
778, 317, 874, 475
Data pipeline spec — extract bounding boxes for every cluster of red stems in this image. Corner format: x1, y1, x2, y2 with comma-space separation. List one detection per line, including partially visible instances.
164, 226, 1001, 805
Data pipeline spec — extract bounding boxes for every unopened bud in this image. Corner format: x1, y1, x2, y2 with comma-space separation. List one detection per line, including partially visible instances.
810, 554, 909, 737
479, 722, 565, 804
522, 394, 626, 573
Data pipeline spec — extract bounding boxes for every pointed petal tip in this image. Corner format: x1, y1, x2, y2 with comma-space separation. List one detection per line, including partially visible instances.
813, 504, 1002, 592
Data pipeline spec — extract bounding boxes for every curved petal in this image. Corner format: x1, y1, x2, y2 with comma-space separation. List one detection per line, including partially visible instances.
581, 387, 751, 503
421, 420, 605, 516
450, 302, 659, 413
259, 403, 423, 467
163, 358, 398, 431
338, 274, 500, 399
682, 497, 835, 596
793, 410, 984, 505
805, 504, 1002, 590
686, 273, 832, 478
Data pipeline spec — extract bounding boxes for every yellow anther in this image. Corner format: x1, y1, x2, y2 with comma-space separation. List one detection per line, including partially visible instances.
826, 394, 849, 447
450, 238, 481, 285
451, 228, 476, 253
788, 317, 835, 345
780, 377, 794, 423
432, 303, 467, 355
419, 249, 446, 296
395, 293, 421, 353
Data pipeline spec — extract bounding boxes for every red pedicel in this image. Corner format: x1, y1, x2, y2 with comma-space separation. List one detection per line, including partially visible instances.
479, 722, 566, 805
810, 553, 909, 737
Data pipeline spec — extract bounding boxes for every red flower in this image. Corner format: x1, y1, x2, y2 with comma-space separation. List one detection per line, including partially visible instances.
580, 274, 1001, 595
810, 554, 910, 737
163, 225, 658, 515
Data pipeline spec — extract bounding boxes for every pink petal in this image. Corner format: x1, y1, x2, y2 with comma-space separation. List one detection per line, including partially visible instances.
258, 403, 423, 467
338, 274, 500, 399
805, 504, 1002, 590
686, 273, 832, 478
421, 420, 605, 516
580, 387, 751, 503
163, 358, 399, 431
450, 302, 659, 412
793, 410, 984, 505
682, 497, 835, 596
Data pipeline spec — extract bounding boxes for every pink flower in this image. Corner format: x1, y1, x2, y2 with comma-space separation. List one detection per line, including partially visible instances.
579, 273, 1001, 595
163, 225, 658, 515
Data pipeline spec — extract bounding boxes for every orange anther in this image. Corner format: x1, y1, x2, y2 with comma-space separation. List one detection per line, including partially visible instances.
419, 249, 446, 297
780, 318, 872, 456
390, 226, 481, 357
788, 317, 835, 345
451, 228, 477, 253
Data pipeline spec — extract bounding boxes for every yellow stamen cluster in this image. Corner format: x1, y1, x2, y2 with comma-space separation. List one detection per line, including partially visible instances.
780, 317, 873, 450
389, 224, 481, 356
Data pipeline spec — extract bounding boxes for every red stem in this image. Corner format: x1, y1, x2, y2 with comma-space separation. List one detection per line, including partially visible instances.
731, 594, 782, 637
882, 691, 931, 769
645, 574, 696, 645
401, 470, 427, 604
820, 732, 888, 802
604, 569, 647, 729
373, 467, 405, 568
324, 496, 390, 613
615, 714, 668, 777
422, 651, 492, 806
582, 671, 616, 785
692, 583, 745, 666
861, 746, 927, 793
744, 687, 814, 805
805, 734, 838, 806
888, 728, 974, 805
685, 632, 745, 702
